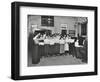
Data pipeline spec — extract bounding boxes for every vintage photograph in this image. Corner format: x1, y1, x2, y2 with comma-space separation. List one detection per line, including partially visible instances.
11, 2, 97, 80
28, 15, 88, 67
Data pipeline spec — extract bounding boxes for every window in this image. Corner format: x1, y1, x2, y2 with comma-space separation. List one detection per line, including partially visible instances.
41, 16, 54, 27
69, 30, 75, 37
81, 22, 87, 36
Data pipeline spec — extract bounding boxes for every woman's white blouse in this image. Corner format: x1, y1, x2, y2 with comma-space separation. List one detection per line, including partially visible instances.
44, 39, 50, 44
55, 38, 60, 43
59, 39, 65, 44
38, 42, 44, 45
49, 39, 55, 45
64, 38, 69, 51
75, 40, 83, 47
68, 39, 74, 43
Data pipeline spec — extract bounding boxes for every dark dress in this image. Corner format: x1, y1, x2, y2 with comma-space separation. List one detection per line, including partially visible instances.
69, 43, 75, 56
28, 33, 41, 64
55, 43, 60, 55
44, 44, 49, 57
38, 40, 45, 58
49, 44, 53, 56
79, 40, 88, 62
32, 44, 40, 64
75, 39, 88, 62
50, 44, 55, 56
48, 40, 55, 56
44, 39, 50, 57
28, 33, 34, 53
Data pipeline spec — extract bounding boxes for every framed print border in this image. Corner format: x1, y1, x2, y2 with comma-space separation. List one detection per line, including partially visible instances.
11, 1, 98, 80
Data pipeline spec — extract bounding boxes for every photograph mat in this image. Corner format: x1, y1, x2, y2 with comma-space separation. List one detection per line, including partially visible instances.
20, 6, 94, 76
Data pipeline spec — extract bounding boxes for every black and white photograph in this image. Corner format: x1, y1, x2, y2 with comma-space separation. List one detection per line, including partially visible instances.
28, 15, 88, 66
11, 2, 97, 80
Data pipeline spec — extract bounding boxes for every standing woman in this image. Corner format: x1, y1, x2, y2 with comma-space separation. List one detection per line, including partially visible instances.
49, 35, 55, 56
28, 32, 34, 54
31, 33, 41, 64
52, 34, 56, 56
59, 35, 65, 55
75, 39, 82, 59
28, 32, 34, 65
55, 34, 60, 55
51, 35, 55, 56
38, 33, 46, 58
64, 34, 69, 55
44, 35, 50, 57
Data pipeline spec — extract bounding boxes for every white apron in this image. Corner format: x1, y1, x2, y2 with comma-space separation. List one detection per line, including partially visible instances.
64, 38, 69, 51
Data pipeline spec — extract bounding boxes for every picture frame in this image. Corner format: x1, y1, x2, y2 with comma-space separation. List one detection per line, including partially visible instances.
11, 1, 98, 80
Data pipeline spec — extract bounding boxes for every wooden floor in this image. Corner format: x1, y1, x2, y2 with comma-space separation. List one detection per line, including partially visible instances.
28, 54, 86, 67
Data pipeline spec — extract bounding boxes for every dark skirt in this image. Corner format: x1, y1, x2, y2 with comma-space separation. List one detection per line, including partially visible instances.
60, 44, 65, 54
69, 43, 74, 55
38, 44, 45, 58
55, 43, 60, 55
32, 44, 41, 64
49, 44, 54, 56
52, 44, 56, 55
51, 44, 55, 56
75, 47, 82, 59
44, 44, 49, 57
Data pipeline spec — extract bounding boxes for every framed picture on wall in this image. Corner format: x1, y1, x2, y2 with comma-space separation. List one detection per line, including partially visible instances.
11, 1, 98, 80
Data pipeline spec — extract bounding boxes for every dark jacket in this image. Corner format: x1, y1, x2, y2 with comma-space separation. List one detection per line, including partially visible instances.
28, 33, 35, 52
78, 36, 84, 45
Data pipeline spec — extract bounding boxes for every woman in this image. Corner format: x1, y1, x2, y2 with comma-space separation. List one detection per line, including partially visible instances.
44, 35, 50, 57
75, 39, 83, 59
59, 35, 65, 55
55, 34, 60, 55
31, 33, 41, 64
64, 35, 69, 55
68, 37, 75, 55
48, 35, 55, 56
38, 33, 46, 58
